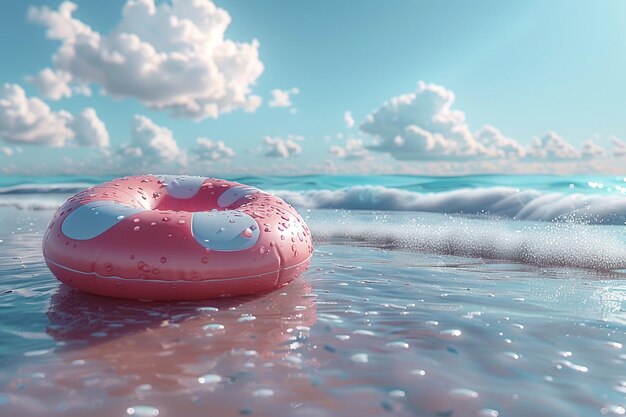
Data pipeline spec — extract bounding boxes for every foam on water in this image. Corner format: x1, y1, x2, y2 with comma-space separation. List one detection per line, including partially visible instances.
275, 186, 626, 224
308, 211, 626, 270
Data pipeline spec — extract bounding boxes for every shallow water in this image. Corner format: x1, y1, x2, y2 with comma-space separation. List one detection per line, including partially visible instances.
1, 205, 626, 417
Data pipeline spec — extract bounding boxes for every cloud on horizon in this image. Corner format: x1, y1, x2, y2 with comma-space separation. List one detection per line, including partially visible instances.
263, 135, 303, 158
358, 81, 620, 164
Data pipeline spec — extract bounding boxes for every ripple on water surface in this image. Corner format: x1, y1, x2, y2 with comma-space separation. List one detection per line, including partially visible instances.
0, 207, 625, 417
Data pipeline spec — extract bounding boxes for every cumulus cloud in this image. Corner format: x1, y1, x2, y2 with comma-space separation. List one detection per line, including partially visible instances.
362, 81, 489, 160
0, 83, 72, 146
527, 131, 580, 160
263, 135, 303, 158
194, 137, 235, 160
344, 111, 355, 129
610, 136, 626, 156
0, 83, 109, 148
269, 88, 299, 108
329, 138, 371, 160
26, 68, 72, 101
119, 115, 183, 163
581, 139, 605, 158
360, 81, 611, 164
70, 108, 110, 148
475, 125, 526, 158
28, 0, 264, 120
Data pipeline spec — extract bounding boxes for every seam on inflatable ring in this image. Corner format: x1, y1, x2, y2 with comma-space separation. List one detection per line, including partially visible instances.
46, 254, 312, 284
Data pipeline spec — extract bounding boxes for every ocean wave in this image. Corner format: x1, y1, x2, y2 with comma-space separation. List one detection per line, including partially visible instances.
0, 183, 93, 195
273, 186, 626, 225
309, 214, 626, 271
2, 180, 625, 226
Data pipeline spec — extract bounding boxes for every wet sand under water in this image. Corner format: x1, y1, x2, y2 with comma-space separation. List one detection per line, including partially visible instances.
0, 207, 625, 417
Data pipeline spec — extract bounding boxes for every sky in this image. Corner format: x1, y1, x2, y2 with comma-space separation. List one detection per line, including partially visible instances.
0, 0, 625, 176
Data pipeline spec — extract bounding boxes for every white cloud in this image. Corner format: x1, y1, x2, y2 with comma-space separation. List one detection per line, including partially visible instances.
610, 136, 626, 156
263, 135, 303, 158
475, 125, 526, 158
269, 88, 299, 108
0, 83, 109, 149
194, 137, 235, 160
329, 138, 371, 160
0, 83, 73, 146
527, 131, 580, 160
119, 115, 183, 163
344, 111, 355, 129
28, 0, 264, 120
26, 68, 72, 101
70, 108, 110, 148
581, 139, 605, 158
362, 81, 488, 160
0, 147, 13, 156
360, 81, 609, 163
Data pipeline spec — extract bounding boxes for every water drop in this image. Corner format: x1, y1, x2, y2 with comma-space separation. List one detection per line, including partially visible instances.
252, 389, 274, 398
198, 374, 222, 384
126, 405, 160, 416
160, 257, 167, 263
201, 256, 209, 263
133, 226, 140, 232
178, 219, 186, 225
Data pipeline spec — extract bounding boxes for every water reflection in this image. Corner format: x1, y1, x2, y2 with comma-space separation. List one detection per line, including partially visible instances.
44, 278, 316, 396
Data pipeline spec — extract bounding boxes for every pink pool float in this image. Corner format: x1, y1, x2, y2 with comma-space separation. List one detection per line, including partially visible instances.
42, 175, 313, 300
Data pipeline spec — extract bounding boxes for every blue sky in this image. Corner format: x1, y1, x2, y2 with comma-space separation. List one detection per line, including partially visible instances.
0, 0, 625, 175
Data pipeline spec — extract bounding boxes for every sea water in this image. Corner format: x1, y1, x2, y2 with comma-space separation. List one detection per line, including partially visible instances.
0, 174, 625, 416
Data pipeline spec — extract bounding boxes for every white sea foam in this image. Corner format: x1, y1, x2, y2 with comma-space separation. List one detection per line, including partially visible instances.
308, 213, 626, 270
274, 186, 626, 225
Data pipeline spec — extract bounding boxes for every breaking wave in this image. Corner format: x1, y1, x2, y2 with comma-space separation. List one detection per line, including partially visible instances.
274, 186, 626, 225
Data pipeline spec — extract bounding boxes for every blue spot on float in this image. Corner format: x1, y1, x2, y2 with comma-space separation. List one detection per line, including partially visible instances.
192, 210, 260, 251
217, 185, 259, 208
61, 201, 145, 240
157, 175, 207, 199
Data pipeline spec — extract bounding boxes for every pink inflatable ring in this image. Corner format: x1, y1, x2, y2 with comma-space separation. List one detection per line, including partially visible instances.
42, 175, 313, 300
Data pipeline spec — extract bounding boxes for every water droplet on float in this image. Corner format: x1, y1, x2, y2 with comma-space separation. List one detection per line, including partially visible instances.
150, 222, 156, 226
117, 215, 125, 220
203, 323, 225, 331
241, 228, 253, 238
133, 218, 140, 223
178, 219, 186, 225
160, 257, 167, 263
259, 246, 266, 255
162, 217, 170, 222
130, 254, 135, 260
126, 405, 160, 417
133, 226, 140, 232
198, 374, 222, 384
252, 389, 274, 398
201, 257, 209, 264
